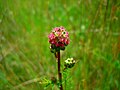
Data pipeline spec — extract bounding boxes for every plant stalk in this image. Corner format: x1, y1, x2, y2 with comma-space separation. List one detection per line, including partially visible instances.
57, 51, 63, 90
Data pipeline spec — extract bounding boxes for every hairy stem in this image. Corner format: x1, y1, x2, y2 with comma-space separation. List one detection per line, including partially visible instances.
57, 51, 63, 90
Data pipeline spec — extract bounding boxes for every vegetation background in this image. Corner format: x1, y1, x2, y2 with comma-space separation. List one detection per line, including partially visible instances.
0, 0, 120, 90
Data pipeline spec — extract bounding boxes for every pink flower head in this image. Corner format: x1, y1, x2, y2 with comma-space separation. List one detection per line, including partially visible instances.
48, 26, 70, 51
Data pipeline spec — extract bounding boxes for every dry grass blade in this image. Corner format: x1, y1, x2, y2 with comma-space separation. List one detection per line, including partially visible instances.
13, 78, 41, 89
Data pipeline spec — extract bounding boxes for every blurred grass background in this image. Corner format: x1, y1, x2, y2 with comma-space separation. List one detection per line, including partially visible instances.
0, 0, 120, 90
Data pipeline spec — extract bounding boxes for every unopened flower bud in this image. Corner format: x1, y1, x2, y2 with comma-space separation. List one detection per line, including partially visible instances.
50, 46, 55, 53
60, 46, 65, 50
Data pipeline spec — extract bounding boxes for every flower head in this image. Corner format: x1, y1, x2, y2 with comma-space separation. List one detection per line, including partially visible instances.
48, 26, 70, 51
64, 58, 75, 68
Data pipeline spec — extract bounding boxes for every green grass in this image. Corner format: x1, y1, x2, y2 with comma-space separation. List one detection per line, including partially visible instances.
0, 0, 120, 90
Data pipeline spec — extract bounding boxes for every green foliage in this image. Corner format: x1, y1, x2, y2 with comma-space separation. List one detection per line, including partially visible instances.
0, 71, 8, 89
0, 0, 120, 90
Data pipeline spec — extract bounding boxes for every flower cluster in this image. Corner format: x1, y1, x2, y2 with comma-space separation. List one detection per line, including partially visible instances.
48, 26, 70, 52
64, 58, 75, 68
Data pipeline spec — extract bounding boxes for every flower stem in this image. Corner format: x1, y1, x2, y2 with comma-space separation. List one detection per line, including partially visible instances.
57, 51, 63, 90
